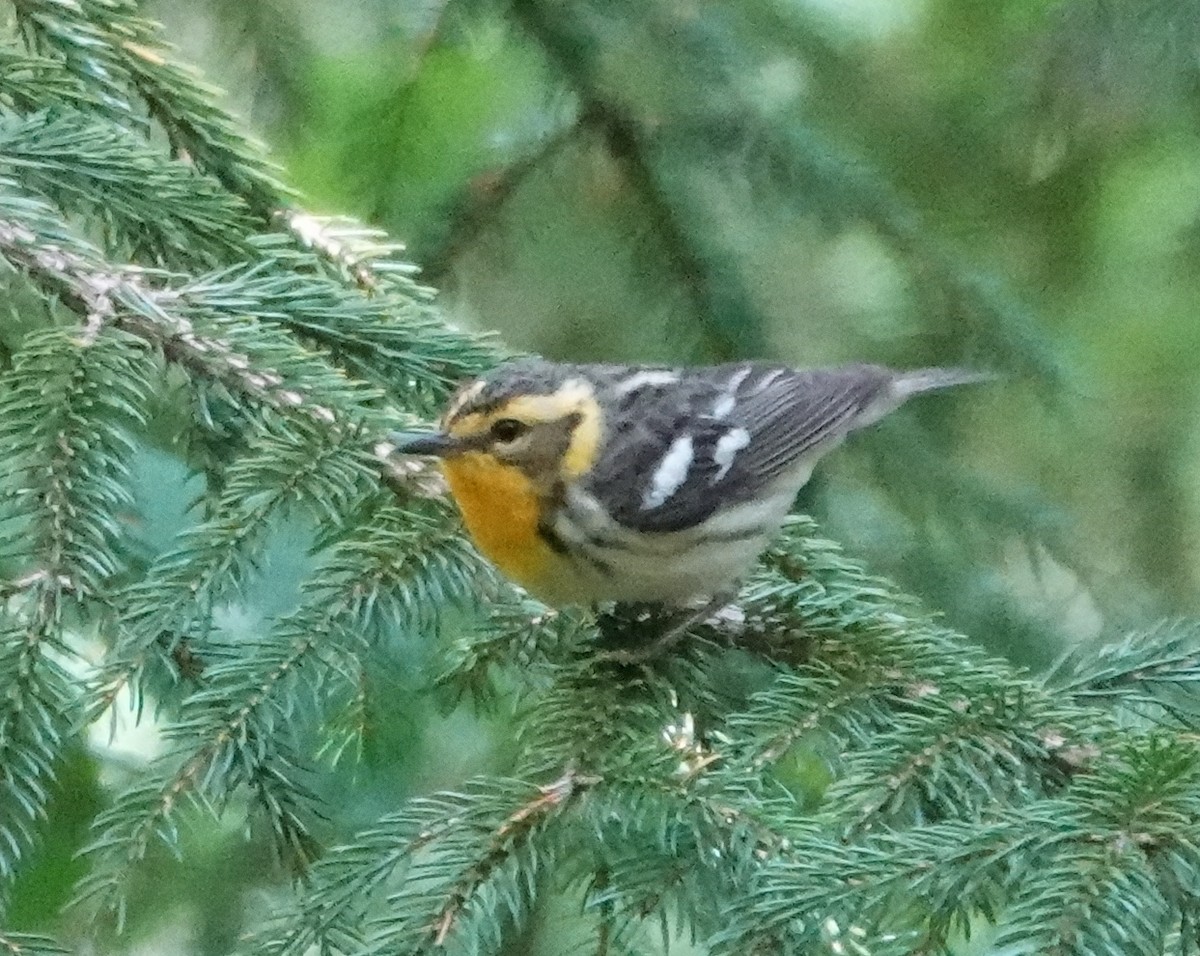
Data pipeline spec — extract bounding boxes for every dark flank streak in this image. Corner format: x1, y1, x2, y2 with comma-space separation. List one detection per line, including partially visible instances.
539, 518, 615, 576
574, 549, 615, 576
536, 519, 570, 555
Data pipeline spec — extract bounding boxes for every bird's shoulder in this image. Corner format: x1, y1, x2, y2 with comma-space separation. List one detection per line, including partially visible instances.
576, 361, 893, 533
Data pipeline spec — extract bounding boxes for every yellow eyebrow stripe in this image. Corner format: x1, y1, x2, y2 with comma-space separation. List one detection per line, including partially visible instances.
562, 393, 601, 477
495, 381, 590, 425
445, 379, 603, 477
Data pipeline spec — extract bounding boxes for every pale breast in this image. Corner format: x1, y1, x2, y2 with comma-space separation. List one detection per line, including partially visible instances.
539, 467, 809, 605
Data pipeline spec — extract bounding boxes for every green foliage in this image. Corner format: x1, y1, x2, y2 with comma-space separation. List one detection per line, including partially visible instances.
0, 110, 257, 265
1048, 622, 1200, 726
2, 1, 1200, 955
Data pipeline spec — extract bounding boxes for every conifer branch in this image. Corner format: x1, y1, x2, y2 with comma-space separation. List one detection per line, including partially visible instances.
10, 0, 137, 123
0, 184, 485, 449
250, 774, 594, 956
11, 0, 289, 214
423, 767, 594, 949
80, 496, 487, 918
8, 0, 440, 293
303, 494, 487, 639
0, 326, 148, 597
0, 1, 1195, 950
0, 193, 366, 424
0, 324, 150, 888
739, 666, 894, 769
77, 619, 347, 922
715, 736, 1200, 954
251, 799, 469, 956
244, 514, 1168, 954
514, 655, 681, 781
563, 776, 800, 950
0, 187, 475, 909
90, 423, 378, 714
708, 524, 1105, 809
0, 45, 96, 111
0, 611, 71, 891
178, 242, 495, 409
590, 866, 615, 956
1048, 622, 1200, 727
436, 601, 589, 705
277, 211, 425, 297
0, 110, 257, 266
315, 657, 370, 770
987, 737, 1196, 956
0, 933, 70, 956
830, 689, 1054, 836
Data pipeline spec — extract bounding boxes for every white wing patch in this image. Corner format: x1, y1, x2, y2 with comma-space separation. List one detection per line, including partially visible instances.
751, 368, 788, 393
642, 434, 695, 510
615, 370, 679, 394
711, 427, 750, 482
712, 393, 736, 419
726, 366, 753, 391
712, 367, 752, 419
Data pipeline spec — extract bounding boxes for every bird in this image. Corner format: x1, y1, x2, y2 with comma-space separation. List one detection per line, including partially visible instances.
391, 358, 988, 610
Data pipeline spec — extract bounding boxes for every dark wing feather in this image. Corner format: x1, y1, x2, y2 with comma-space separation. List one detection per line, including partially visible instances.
737, 365, 890, 477
586, 363, 894, 533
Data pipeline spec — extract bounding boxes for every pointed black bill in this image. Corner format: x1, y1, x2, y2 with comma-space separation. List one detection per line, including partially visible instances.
389, 430, 460, 457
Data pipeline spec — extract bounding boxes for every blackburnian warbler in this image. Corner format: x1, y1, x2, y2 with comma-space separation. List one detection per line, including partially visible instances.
392, 359, 987, 607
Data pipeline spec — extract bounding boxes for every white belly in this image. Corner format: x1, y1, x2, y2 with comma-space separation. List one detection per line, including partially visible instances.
536, 465, 814, 605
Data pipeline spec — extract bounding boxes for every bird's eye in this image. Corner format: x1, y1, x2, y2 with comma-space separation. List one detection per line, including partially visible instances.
490, 418, 528, 443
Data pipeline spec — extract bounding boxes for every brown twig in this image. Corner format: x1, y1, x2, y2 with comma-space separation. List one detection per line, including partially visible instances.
506, 0, 765, 360
428, 767, 599, 947
0, 215, 447, 500
422, 119, 585, 285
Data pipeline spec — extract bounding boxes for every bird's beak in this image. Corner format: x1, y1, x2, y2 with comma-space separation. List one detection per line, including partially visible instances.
389, 430, 461, 457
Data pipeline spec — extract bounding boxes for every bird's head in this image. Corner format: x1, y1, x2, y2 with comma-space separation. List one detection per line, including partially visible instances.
391, 359, 603, 489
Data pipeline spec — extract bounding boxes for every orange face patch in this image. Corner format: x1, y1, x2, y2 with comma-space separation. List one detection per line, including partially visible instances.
440, 452, 555, 593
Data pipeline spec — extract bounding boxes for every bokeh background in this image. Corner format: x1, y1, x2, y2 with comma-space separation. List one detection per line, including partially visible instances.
12, 0, 1200, 951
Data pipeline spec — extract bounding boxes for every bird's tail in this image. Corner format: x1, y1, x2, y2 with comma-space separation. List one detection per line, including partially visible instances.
891, 366, 997, 399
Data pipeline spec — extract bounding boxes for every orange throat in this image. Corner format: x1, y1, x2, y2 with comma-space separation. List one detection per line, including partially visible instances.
441, 454, 554, 593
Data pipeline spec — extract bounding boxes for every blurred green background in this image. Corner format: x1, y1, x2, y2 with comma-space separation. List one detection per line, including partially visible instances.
14, 0, 1200, 951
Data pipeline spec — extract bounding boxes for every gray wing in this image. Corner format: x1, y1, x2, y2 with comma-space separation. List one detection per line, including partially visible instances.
586, 363, 895, 534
